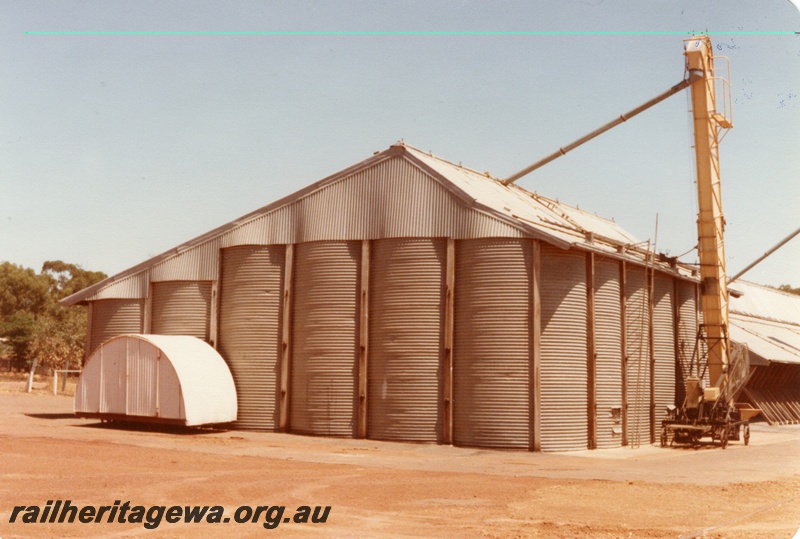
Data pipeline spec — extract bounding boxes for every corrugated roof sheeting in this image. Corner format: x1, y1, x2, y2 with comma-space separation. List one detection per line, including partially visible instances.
62, 143, 696, 305
151, 242, 219, 282
729, 314, 800, 366
404, 146, 640, 248
84, 272, 150, 301
726, 281, 800, 366
729, 281, 800, 326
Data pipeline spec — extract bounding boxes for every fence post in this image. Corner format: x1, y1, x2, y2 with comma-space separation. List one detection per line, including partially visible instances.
26, 358, 39, 393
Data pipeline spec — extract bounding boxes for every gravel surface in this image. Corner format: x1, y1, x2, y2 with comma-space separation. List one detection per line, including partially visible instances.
1, 392, 799, 538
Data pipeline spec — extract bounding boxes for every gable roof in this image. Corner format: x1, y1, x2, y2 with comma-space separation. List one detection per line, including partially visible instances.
62, 142, 692, 306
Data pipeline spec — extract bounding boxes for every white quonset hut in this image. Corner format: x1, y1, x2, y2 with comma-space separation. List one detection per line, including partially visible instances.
75, 334, 237, 426
63, 143, 701, 451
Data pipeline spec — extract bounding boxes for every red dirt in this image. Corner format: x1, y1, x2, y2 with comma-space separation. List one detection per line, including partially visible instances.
1, 390, 799, 538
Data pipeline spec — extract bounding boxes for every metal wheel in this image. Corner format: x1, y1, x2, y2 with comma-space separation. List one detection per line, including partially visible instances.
744, 424, 750, 446
720, 426, 729, 449
660, 426, 668, 447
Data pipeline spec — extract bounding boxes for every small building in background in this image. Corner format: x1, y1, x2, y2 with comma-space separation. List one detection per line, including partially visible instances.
62, 142, 703, 451
728, 281, 800, 424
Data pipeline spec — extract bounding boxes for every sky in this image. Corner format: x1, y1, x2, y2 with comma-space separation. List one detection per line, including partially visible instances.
1, 1, 798, 288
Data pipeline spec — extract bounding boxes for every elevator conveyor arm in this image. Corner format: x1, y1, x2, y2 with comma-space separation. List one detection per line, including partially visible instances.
501, 72, 702, 186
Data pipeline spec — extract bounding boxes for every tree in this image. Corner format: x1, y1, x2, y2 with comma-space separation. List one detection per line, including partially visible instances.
0, 312, 36, 369
0, 262, 50, 318
41, 260, 106, 301
32, 313, 86, 372
0, 260, 106, 371
778, 284, 800, 296
0, 263, 50, 369
35, 261, 107, 371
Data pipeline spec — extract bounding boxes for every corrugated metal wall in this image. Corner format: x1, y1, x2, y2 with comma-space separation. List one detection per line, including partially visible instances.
290, 241, 360, 437
82, 221, 699, 450
744, 364, 800, 425
540, 244, 588, 451
76, 348, 102, 413
220, 157, 525, 249
368, 238, 446, 442
127, 337, 158, 417
676, 281, 698, 368
150, 281, 212, 341
675, 280, 698, 405
98, 337, 127, 414
125, 337, 183, 419
698, 300, 712, 387
157, 347, 183, 419
79, 336, 186, 420
89, 299, 144, 354
218, 245, 285, 430
625, 266, 651, 446
594, 257, 623, 448
453, 238, 531, 450
652, 273, 676, 420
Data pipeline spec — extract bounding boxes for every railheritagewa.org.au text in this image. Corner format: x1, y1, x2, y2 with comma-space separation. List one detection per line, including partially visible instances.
8, 500, 331, 530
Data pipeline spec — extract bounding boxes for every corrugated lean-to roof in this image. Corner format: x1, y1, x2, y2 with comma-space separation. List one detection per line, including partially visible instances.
728, 281, 800, 366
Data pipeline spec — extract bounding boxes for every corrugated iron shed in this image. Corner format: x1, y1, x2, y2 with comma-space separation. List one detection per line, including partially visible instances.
62, 141, 711, 450
74, 334, 237, 426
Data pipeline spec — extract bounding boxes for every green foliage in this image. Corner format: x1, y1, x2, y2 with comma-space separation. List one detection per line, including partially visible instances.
32, 314, 86, 372
0, 312, 37, 368
0, 262, 50, 317
41, 260, 107, 301
778, 284, 800, 296
0, 260, 107, 371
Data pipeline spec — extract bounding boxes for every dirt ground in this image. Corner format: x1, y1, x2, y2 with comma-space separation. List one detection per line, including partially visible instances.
1, 387, 799, 538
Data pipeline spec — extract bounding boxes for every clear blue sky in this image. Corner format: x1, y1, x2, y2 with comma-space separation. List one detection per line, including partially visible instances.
2, 1, 798, 287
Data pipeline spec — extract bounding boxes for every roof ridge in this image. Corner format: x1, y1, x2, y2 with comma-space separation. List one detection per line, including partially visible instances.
733, 279, 800, 300
399, 142, 633, 227
397, 142, 501, 182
